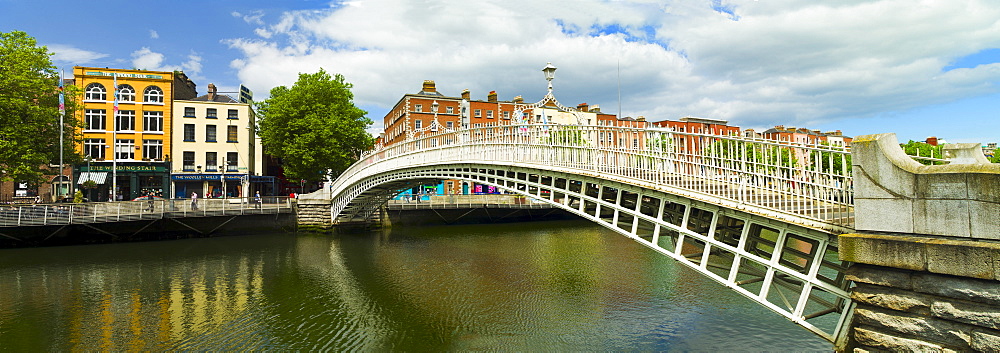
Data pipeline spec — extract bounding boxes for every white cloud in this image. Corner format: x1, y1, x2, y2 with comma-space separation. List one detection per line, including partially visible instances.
46, 44, 109, 64
130, 47, 203, 77
233, 10, 266, 25
227, 0, 1000, 129
149, 30, 159, 39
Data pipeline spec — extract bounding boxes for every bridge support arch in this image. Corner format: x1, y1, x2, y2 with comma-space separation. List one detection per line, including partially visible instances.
326, 162, 855, 344
841, 133, 1000, 351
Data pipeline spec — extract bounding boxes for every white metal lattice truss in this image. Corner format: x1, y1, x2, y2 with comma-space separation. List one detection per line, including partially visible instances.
328, 123, 856, 345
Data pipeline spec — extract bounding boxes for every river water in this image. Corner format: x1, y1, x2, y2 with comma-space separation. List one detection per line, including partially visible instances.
0, 220, 830, 351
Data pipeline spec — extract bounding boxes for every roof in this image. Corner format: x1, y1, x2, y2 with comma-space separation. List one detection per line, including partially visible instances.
189, 94, 239, 103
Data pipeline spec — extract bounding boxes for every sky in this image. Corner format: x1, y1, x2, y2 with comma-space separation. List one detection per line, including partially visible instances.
3, 0, 999, 144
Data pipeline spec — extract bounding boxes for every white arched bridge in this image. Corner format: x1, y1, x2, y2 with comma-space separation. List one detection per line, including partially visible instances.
322, 123, 858, 345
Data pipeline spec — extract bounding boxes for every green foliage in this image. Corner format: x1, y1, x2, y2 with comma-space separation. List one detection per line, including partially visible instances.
705, 139, 797, 172
809, 144, 852, 174
0, 31, 83, 183
900, 140, 943, 165
255, 69, 373, 182
73, 189, 83, 203
545, 126, 586, 146
81, 180, 97, 190
990, 148, 1000, 163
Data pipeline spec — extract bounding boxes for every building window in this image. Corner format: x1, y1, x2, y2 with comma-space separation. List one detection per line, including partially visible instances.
226, 152, 238, 171
84, 138, 106, 160
85, 109, 106, 130
184, 107, 195, 117
182, 151, 195, 171
414, 120, 422, 129
446, 121, 454, 129
206, 108, 217, 118
114, 139, 134, 160
85, 83, 106, 101
205, 152, 217, 171
142, 140, 162, 160
446, 106, 454, 114
143, 111, 163, 132
487, 110, 494, 119
228, 109, 238, 119
206, 125, 217, 142
503, 111, 510, 119
115, 110, 135, 131
474, 109, 482, 117
414, 104, 422, 112
183, 124, 195, 141
227, 125, 238, 142
144, 86, 163, 103
117, 84, 135, 102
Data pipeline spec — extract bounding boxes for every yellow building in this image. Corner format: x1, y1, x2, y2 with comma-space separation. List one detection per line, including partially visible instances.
72, 67, 197, 201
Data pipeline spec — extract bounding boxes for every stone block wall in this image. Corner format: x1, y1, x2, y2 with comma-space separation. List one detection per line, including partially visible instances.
846, 264, 1000, 352
295, 198, 333, 230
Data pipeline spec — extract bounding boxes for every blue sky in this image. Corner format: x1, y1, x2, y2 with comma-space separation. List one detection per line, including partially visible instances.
3, 0, 999, 144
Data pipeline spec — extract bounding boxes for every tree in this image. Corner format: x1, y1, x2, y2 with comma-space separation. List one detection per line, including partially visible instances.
990, 148, 1000, 164
900, 140, 943, 165
256, 69, 373, 182
0, 31, 82, 183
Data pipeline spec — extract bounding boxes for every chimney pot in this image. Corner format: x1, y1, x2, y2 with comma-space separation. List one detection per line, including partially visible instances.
461, 89, 470, 100
207, 83, 217, 100
488, 90, 497, 102
422, 80, 436, 93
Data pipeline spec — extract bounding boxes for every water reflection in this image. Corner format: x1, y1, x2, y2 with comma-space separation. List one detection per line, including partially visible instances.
0, 220, 830, 351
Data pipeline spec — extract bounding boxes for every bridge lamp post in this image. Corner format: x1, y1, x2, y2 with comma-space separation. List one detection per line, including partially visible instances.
431, 100, 439, 132
542, 62, 556, 94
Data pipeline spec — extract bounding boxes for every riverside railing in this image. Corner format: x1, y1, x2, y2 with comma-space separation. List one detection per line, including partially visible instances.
0, 196, 292, 227
386, 194, 552, 210
332, 123, 856, 230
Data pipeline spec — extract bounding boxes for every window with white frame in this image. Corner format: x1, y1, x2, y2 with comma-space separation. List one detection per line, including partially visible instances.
85, 109, 106, 130
414, 104, 422, 112
84, 138, 106, 160
446, 121, 454, 129
414, 120, 422, 129
143, 111, 163, 132
115, 139, 135, 160
474, 109, 482, 117
115, 110, 135, 131
503, 111, 510, 119
144, 86, 163, 103
85, 83, 106, 101
117, 84, 135, 102
487, 110, 493, 119
446, 106, 454, 114
142, 140, 162, 160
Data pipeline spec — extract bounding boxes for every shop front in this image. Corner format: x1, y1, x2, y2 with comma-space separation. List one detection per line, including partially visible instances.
75, 162, 170, 201
171, 174, 248, 199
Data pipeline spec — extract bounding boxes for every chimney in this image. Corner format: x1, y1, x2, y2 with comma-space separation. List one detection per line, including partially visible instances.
513, 95, 523, 104
577, 102, 589, 112
590, 104, 600, 112
422, 80, 436, 93
926, 136, 938, 146
461, 89, 470, 100
488, 90, 497, 102
636, 116, 646, 122
775, 125, 784, 130
207, 83, 217, 101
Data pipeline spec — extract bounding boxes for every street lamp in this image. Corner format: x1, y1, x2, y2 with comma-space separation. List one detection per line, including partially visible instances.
431, 100, 439, 132
220, 159, 226, 198
542, 62, 557, 93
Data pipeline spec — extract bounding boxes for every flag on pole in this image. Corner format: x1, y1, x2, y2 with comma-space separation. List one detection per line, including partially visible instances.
113, 74, 119, 113
58, 70, 65, 114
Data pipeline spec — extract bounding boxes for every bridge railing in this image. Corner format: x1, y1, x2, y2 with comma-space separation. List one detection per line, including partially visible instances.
0, 197, 292, 227
336, 124, 854, 229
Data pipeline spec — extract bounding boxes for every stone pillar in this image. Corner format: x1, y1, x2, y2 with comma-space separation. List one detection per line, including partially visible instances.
295, 189, 333, 230
840, 133, 1000, 351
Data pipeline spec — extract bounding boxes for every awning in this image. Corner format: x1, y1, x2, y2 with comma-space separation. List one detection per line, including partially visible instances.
77, 172, 108, 185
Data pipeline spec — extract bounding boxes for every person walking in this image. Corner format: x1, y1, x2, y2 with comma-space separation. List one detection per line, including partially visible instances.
144, 190, 154, 212
254, 191, 262, 209
191, 192, 199, 210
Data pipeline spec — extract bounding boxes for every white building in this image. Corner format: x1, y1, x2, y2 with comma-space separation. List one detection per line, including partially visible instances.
170, 84, 262, 199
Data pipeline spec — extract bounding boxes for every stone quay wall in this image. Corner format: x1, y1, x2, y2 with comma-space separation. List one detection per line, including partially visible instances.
842, 133, 1000, 352
295, 194, 333, 230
